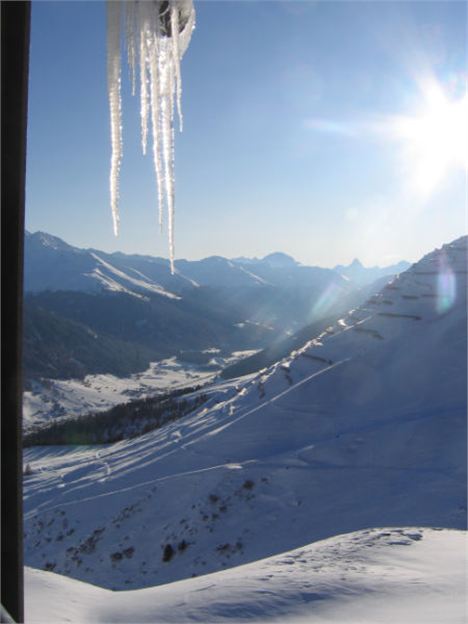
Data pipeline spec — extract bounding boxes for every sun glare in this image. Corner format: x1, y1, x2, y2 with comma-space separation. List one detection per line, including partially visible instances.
391, 78, 468, 197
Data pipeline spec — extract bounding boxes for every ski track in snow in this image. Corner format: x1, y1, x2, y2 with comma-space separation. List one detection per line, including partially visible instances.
24, 398, 463, 521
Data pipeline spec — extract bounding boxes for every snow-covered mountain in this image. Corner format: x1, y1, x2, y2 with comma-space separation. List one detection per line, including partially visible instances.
24, 236, 467, 598
24, 231, 188, 298
23, 230, 357, 341
25, 231, 308, 295
25, 231, 384, 385
25, 230, 407, 296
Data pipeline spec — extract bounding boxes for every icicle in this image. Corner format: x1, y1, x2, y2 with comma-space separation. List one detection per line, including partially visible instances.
107, 0, 122, 236
107, 0, 195, 273
168, 35, 177, 271
170, 1, 183, 131
160, 38, 176, 272
125, 0, 136, 96
148, 26, 164, 232
138, 1, 150, 155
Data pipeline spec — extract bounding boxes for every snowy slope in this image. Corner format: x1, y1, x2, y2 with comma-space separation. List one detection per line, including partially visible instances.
87, 252, 181, 299
24, 237, 467, 593
26, 528, 466, 624
24, 231, 184, 298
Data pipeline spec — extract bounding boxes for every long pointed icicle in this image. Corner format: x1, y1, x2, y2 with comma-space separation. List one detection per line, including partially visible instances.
107, 0, 122, 236
170, 1, 183, 131
148, 30, 164, 232
125, 0, 137, 96
138, 1, 150, 155
107, 0, 195, 273
161, 42, 176, 271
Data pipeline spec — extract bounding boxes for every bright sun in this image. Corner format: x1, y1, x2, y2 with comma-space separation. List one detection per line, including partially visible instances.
391, 78, 468, 197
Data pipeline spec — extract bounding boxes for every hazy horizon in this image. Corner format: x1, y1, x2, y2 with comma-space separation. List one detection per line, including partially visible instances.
26, 227, 418, 270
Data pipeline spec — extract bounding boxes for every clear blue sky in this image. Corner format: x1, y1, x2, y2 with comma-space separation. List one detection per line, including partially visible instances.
26, 1, 467, 267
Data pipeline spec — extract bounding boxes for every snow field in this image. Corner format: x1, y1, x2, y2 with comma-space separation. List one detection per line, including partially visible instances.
25, 527, 467, 623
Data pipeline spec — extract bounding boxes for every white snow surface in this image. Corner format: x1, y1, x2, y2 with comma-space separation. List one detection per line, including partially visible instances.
89, 253, 181, 299
24, 238, 467, 608
26, 528, 466, 623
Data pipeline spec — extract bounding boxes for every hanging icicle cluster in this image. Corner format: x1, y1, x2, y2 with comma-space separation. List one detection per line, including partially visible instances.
107, 0, 195, 273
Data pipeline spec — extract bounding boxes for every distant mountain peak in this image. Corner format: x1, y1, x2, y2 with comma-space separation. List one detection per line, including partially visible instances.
30, 230, 74, 252
262, 252, 298, 267
333, 255, 412, 287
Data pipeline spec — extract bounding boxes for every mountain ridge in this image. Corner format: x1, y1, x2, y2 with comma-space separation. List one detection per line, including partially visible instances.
25, 230, 409, 294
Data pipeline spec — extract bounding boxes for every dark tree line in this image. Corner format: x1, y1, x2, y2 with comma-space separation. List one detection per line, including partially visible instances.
24, 386, 208, 446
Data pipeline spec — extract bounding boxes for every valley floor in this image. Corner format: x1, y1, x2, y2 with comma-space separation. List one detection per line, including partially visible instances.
26, 527, 466, 624
23, 352, 257, 430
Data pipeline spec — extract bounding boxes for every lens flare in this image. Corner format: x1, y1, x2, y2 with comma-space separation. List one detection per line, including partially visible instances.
436, 251, 456, 314
310, 282, 343, 319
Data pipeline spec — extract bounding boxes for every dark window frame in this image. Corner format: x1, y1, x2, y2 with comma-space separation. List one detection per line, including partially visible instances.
1, 1, 31, 621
